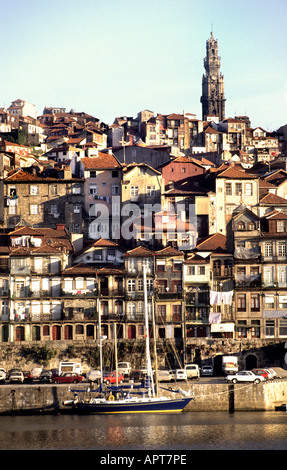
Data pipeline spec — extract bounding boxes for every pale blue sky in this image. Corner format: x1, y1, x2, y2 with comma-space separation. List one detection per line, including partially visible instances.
1, 0, 286, 130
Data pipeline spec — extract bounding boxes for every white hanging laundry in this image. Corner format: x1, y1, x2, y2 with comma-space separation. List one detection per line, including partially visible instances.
209, 312, 221, 324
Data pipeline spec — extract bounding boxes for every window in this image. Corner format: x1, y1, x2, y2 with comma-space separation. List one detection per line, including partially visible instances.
264, 295, 274, 309
130, 186, 139, 197
225, 182, 232, 195
128, 258, 137, 273
199, 266, 205, 275
245, 183, 253, 196
30, 204, 39, 215
50, 204, 58, 214
156, 260, 166, 272
279, 295, 287, 309
147, 186, 155, 197
89, 183, 97, 195
235, 182, 242, 196
72, 223, 81, 233
112, 184, 120, 195
172, 305, 181, 321
138, 279, 143, 291
112, 170, 119, 178
278, 242, 287, 257
251, 294, 260, 311
237, 294, 246, 311
264, 242, 273, 257
265, 320, 275, 337
30, 185, 39, 195
73, 205, 80, 213
50, 184, 57, 195
128, 279, 136, 292
173, 260, 182, 272
237, 222, 245, 231
188, 266, 196, 275
157, 305, 166, 321
279, 319, 287, 337
277, 220, 286, 233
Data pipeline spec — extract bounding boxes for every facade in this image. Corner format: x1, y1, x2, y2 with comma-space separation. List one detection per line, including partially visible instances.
2, 168, 84, 234
201, 32, 226, 122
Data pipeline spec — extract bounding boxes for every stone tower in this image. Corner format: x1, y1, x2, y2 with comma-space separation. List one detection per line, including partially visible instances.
200, 31, 226, 121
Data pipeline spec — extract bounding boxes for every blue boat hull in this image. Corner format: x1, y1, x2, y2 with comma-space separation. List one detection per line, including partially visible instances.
73, 397, 192, 414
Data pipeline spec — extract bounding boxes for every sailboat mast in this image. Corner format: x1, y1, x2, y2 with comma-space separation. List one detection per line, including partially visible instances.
143, 264, 154, 397
115, 322, 118, 387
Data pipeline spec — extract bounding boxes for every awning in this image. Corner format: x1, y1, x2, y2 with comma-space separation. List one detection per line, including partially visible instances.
211, 323, 234, 333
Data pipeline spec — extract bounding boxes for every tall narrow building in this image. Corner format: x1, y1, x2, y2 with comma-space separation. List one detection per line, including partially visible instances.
201, 31, 226, 121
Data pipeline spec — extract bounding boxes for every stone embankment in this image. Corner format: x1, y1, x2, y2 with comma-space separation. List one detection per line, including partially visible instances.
0, 379, 286, 415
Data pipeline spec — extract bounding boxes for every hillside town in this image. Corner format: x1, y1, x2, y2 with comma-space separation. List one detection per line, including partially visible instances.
0, 32, 287, 369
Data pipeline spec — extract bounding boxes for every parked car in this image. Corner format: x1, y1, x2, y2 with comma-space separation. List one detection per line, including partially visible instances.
39, 370, 53, 383
201, 365, 214, 376
174, 369, 187, 381
185, 364, 200, 380
9, 371, 24, 383
103, 371, 124, 384
266, 369, 277, 379
226, 371, 265, 384
52, 373, 85, 384
252, 368, 271, 379
117, 362, 132, 377
157, 369, 172, 382
0, 369, 6, 384
8, 368, 22, 378
86, 369, 101, 383
130, 370, 148, 383
23, 371, 34, 382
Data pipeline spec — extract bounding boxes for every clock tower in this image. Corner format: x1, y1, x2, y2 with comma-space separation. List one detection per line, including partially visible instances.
200, 31, 226, 121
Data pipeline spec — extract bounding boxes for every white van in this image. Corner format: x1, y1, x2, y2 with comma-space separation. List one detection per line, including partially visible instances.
117, 362, 132, 377
185, 364, 200, 380
59, 362, 82, 375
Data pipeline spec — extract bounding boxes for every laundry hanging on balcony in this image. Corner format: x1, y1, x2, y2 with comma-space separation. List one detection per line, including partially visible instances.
210, 290, 233, 306
209, 311, 221, 324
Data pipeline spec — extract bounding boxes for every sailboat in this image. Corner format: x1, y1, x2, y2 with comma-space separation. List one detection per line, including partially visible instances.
65, 266, 193, 413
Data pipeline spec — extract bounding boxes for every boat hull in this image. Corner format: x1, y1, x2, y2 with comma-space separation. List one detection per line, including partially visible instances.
72, 397, 192, 414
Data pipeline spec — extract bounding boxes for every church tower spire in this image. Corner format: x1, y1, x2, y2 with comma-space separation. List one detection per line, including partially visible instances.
200, 32, 226, 121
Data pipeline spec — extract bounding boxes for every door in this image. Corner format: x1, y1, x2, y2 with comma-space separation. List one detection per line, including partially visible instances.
52, 325, 61, 340
15, 326, 25, 342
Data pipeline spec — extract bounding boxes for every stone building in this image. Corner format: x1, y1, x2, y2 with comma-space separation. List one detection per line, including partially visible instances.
201, 32, 226, 122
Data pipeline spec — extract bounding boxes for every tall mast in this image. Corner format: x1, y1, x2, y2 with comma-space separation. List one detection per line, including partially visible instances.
143, 264, 154, 397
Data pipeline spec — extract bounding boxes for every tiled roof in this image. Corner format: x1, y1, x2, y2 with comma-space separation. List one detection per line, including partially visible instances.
260, 193, 287, 204
195, 233, 227, 252
125, 246, 154, 257
217, 166, 258, 179
154, 246, 184, 257
5, 169, 44, 182
81, 153, 122, 169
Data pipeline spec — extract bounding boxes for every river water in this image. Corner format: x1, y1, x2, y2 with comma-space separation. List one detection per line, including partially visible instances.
0, 411, 286, 451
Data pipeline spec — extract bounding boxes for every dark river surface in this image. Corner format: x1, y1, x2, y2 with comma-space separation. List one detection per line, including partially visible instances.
0, 411, 286, 451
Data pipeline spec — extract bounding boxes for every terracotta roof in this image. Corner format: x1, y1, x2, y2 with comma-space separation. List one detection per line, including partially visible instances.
93, 238, 123, 248
195, 233, 227, 252
125, 246, 154, 257
154, 246, 184, 257
264, 210, 287, 220
216, 166, 258, 179
81, 153, 122, 170
62, 263, 98, 276
5, 169, 44, 182
260, 193, 287, 205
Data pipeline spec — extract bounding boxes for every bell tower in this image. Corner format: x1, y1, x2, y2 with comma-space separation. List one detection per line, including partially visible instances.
200, 31, 226, 121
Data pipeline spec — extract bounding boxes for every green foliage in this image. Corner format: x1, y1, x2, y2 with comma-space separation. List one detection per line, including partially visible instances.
21, 345, 57, 366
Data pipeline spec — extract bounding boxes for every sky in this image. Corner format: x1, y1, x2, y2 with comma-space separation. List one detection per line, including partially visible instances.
1, 0, 287, 131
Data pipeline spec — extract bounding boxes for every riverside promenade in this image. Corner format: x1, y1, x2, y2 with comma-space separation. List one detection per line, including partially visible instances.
0, 379, 286, 415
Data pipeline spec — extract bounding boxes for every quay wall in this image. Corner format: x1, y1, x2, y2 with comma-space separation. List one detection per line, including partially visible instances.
0, 380, 286, 415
